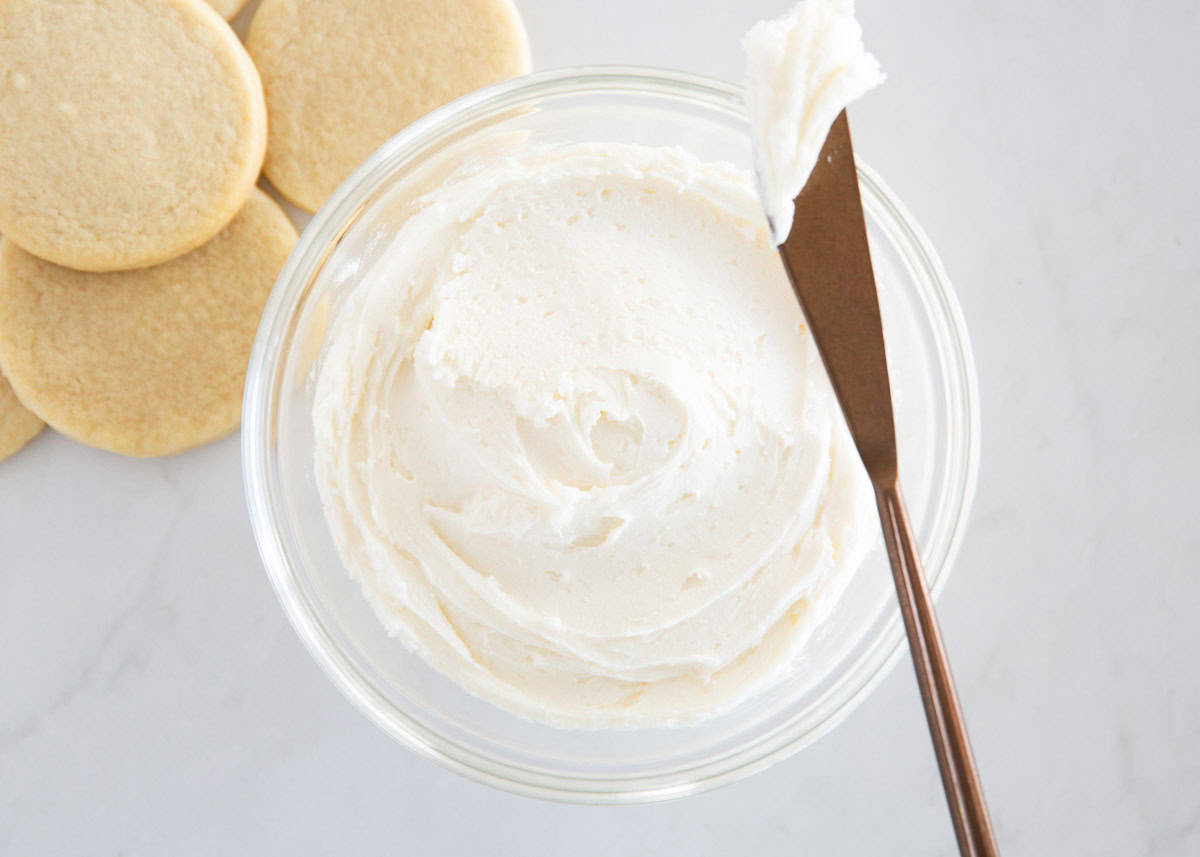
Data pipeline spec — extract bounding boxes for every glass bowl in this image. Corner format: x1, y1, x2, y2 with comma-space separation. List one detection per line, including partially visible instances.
242, 66, 980, 803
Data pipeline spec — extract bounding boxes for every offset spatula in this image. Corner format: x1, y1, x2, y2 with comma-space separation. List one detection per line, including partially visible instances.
776, 110, 999, 857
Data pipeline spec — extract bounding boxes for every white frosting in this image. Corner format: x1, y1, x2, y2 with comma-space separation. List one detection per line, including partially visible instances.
744, 0, 884, 243
313, 144, 875, 728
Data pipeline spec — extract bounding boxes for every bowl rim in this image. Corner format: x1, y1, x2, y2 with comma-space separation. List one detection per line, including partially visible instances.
242, 65, 981, 804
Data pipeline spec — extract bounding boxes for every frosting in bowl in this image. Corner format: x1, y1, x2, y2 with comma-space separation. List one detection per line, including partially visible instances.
312, 143, 875, 727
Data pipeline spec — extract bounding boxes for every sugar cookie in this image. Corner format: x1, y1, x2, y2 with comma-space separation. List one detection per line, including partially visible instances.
0, 190, 296, 458
0, 371, 43, 463
246, 0, 530, 212
0, 0, 267, 271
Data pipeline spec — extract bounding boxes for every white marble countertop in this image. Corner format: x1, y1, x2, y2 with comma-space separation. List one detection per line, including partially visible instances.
3, 1, 1198, 854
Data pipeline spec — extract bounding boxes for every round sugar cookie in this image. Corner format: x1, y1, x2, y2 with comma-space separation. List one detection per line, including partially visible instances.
0, 190, 296, 458
0, 0, 267, 272
0, 371, 43, 463
246, 0, 531, 212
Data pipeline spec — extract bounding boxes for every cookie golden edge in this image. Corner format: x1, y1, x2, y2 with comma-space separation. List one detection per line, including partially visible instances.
157, 0, 270, 271
0, 372, 43, 463
209, 0, 251, 20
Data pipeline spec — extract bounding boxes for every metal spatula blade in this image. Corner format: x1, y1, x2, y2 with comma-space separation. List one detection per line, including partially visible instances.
776, 110, 1000, 857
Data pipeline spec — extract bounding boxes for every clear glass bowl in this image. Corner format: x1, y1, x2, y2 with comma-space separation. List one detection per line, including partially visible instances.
242, 67, 980, 803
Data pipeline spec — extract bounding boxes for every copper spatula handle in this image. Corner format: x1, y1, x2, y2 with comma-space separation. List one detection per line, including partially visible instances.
875, 482, 999, 857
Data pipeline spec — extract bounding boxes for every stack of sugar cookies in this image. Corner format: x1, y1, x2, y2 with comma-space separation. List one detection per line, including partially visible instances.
0, 0, 530, 462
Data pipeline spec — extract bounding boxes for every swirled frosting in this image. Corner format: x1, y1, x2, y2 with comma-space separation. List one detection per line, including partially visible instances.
313, 144, 874, 727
